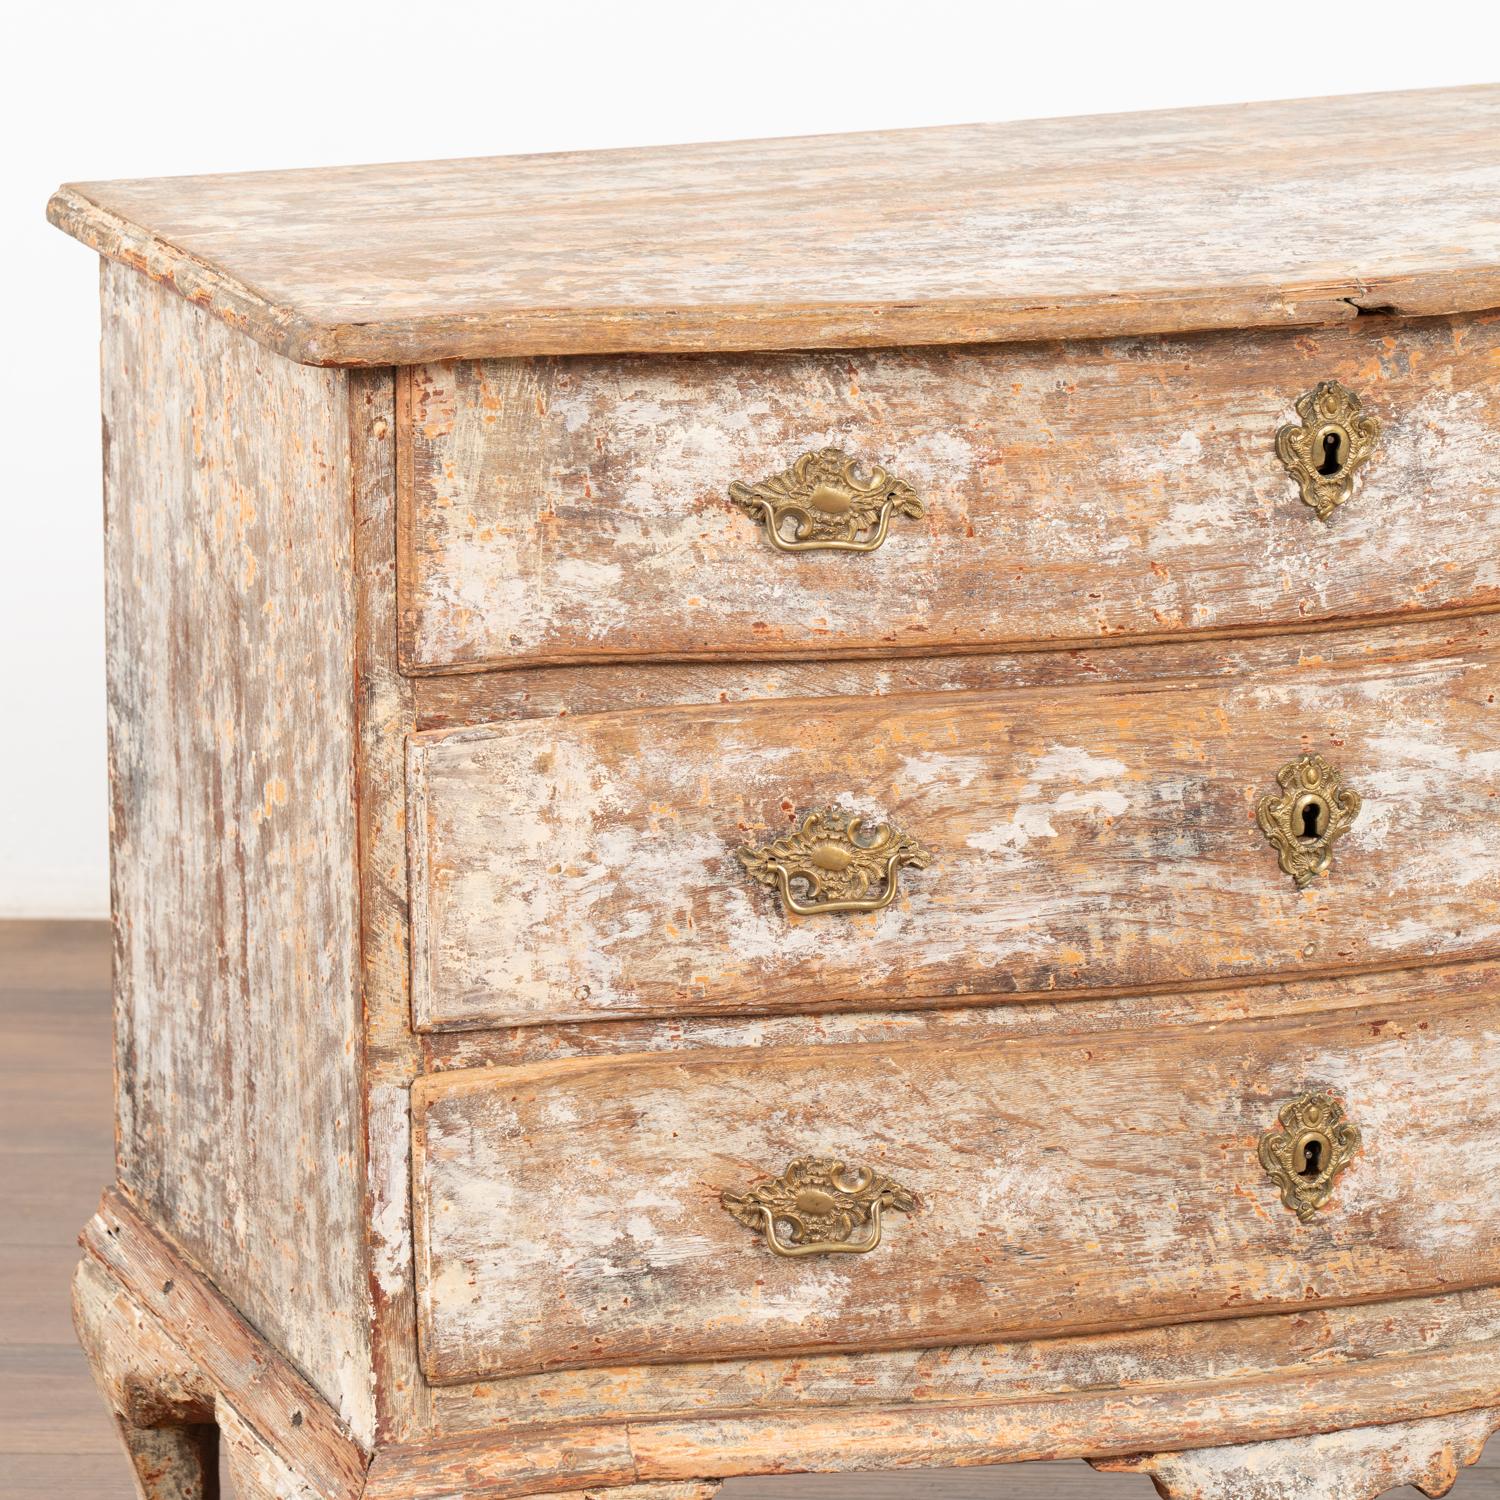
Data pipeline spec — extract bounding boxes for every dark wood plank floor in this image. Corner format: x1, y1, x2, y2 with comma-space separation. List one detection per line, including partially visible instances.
1, 919, 1492, 1498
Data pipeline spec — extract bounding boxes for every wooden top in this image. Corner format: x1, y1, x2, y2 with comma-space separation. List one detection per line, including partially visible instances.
49, 85, 1500, 366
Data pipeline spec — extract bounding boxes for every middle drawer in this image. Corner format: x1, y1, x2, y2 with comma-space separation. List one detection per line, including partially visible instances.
407, 626, 1500, 1031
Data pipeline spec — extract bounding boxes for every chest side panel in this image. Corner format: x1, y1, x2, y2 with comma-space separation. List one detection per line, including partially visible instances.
101, 262, 372, 1442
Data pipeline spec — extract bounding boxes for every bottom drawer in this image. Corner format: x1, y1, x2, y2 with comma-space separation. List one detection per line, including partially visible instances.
411, 990, 1500, 1383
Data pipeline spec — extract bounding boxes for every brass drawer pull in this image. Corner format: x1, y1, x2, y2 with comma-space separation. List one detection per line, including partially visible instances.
738, 809, 931, 916
728, 447, 924, 552
1275, 380, 1381, 521
1256, 754, 1361, 889
723, 1157, 918, 1257
1259, 1091, 1362, 1221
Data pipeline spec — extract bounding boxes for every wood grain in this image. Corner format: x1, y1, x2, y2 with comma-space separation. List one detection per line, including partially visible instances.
399, 314, 1500, 673
373, 1331, 1500, 1500
46, 86, 1500, 365
408, 628, 1500, 1030
412, 991, 1500, 1382
100, 263, 372, 1440
0, 919, 1177, 1499
626, 1363, 1500, 1491
219, 1402, 329, 1500
51, 81, 1500, 1495
72, 1253, 220, 1500
418, 953, 1500, 1077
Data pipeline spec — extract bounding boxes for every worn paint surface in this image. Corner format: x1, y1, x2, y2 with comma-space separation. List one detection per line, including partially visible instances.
219, 1404, 330, 1500
536, 1488, 719, 1500
101, 262, 372, 1440
345, 363, 435, 1446
624, 1373, 1500, 1490
409, 635, 1500, 1029
72, 1253, 221, 1500
45, 87, 1500, 364
1094, 1407, 1500, 1499
412, 993, 1500, 1382
399, 314, 1500, 673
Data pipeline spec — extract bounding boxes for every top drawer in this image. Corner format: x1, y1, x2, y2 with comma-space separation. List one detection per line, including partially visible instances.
398, 314, 1500, 674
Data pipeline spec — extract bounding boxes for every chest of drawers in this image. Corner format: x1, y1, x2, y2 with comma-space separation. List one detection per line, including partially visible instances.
52, 86, 1500, 1500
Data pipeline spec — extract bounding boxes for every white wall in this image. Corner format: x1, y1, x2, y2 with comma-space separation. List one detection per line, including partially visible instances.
2, 0, 1493, 916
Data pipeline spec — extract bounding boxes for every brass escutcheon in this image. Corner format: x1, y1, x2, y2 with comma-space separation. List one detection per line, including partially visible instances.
728, 447, 924, 552
723, 1157, 918, 1256
1259, 1091, 1362, 1221
1256, 754, 1361, 889
738, 808, 931, 916
1275, 381, 1381, 522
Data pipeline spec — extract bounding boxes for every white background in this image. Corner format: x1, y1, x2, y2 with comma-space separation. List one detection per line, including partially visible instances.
3, 0, 1497, 916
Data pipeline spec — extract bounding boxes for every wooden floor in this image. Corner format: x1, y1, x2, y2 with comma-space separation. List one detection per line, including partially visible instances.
1, 919, 1493, 1499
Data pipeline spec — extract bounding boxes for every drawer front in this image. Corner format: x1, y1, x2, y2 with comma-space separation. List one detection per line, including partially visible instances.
408, 630, 1500, 1031
399, 314, 1500, 673
412, 991, 1500, 1382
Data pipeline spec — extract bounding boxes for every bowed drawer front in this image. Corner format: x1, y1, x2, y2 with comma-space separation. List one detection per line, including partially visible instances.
411, 992, 1500, 1383
406, 630, 1500, 1031
397, 314, 1500, 674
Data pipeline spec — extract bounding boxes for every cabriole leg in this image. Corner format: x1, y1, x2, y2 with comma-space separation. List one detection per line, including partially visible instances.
72, 1252, 220, 1500
1091, 1409, 1500, 1500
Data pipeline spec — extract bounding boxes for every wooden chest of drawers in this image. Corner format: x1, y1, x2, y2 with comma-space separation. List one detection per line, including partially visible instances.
52, 86, 1500, 1500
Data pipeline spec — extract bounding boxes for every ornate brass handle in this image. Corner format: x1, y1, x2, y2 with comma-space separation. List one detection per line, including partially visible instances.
722, 1157, 918, 1257
1259, 1092, 1362, 1221
1256, 754, 1362, 889
1275, 381, 1381, 522
728, 447, 924, 552
738, 809, 932, 916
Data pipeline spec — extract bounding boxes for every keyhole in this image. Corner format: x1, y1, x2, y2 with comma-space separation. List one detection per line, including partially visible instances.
1300, 801, 1324, 839
1317, 430, 1345, 476
1300, 1139, 1324, 1177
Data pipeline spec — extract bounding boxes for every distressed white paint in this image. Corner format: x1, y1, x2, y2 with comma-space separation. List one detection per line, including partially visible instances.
102, 265, 373, 1442
429, 1274, 1500, 1440
409, 643, 1500, 1029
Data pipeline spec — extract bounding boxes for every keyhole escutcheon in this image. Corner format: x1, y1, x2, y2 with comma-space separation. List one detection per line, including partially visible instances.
1295, 793, 1330, 841
1317, 428, 1346, 476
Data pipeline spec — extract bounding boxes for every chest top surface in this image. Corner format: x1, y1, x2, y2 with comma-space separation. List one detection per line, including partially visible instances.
48, 85, 1500, 367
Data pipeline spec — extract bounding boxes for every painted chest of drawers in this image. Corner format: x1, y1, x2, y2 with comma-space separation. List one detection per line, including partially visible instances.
51, 85, 1500, 1500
